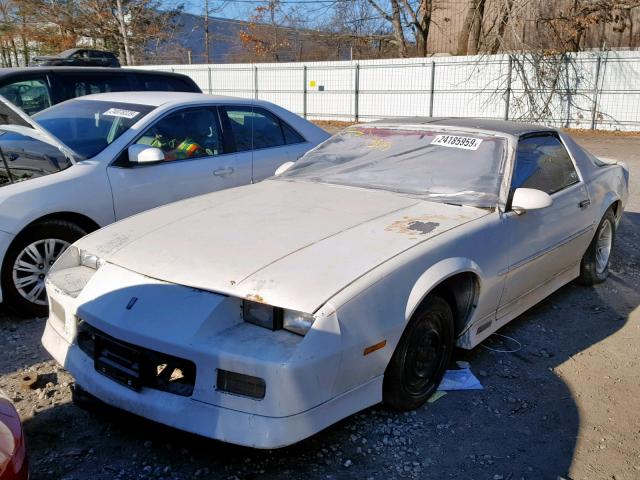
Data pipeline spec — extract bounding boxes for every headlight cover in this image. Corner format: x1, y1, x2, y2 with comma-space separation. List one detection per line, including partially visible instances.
283, 309, 315, 336
242, 300, 315, 335
79, 250, 105, 270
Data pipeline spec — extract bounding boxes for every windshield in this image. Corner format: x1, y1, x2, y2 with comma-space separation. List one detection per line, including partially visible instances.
33, 100, 154, 159
277, 125, 507, 207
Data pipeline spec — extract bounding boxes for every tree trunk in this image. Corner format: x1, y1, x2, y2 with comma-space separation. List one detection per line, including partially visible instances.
467, 0, 486, 55
490, 0, 513, 54
457, 0, 486, 55
390, 0, 408, 57
115, 0, 132, 65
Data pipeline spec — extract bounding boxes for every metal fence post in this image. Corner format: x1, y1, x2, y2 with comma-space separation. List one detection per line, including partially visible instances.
504, 55, 513, 121
354, 64, 360, 122
207, 66, 212, 95
429, 61, 436, 117
303, 65, 307, 119
590, 54, 603, 130
254, 65, 258, 100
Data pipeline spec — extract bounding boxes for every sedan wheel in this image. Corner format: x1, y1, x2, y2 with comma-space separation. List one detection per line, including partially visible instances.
383, 295, 454, 411
2, 220, 87, 317
12, 238, 70, 305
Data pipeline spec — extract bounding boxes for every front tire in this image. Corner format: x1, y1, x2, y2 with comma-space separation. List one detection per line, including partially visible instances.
383, 296, 454, 411
1, 220, 86, 317
578, 208, 616, 286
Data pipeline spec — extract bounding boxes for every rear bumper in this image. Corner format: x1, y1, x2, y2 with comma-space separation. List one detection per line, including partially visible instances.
42, 318, 381, 449
0, 230, 16, 304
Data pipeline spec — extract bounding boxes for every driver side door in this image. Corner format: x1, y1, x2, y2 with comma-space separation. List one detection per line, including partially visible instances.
497, 133, 595, 321
107, 106, 250, 220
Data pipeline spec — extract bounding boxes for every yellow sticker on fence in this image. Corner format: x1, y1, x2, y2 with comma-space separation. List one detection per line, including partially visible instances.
309, 80, 317, 88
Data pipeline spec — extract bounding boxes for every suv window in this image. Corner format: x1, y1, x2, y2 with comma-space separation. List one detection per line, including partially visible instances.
0, 78, 52, 115
57, 73, 130, 100
223, 106, 305, 152
133, 107, 223, 162
513, 135, 579, 195
137, 74, 193, 92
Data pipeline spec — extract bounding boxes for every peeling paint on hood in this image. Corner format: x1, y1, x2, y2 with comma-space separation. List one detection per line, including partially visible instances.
76, 180, 488, 313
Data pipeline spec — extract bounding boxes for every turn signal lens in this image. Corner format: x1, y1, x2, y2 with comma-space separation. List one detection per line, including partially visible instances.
217, 369, 266, 399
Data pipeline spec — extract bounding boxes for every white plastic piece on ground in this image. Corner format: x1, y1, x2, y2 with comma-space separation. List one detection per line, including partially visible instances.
437, 367, 484, 391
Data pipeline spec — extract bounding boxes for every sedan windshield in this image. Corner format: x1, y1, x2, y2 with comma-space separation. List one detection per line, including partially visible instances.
34, 100, 154, 159
277, 125, 507, 207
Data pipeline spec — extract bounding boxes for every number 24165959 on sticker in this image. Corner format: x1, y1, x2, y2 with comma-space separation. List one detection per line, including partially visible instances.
431, 134, 483, 150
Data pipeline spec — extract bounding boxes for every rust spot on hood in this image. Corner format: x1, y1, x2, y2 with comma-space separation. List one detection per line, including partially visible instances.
385, 216, 440, 238
246, 293, 265, 303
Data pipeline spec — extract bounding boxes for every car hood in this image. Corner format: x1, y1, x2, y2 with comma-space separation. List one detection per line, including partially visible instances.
0, 95, 76, 162
77, 180, 489, 313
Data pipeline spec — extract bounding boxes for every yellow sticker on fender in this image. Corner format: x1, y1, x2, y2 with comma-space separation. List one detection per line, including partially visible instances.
431, 134, 483, 150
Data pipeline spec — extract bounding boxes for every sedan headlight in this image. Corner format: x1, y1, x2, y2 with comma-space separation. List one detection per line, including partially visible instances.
242, 300, 315, 335
79, 250, 105, 270
283, 309, 315, 336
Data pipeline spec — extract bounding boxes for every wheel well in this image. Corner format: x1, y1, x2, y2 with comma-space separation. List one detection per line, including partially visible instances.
610, 199, 622, 218
428, 272, 480, 337
20, 212, 100, 237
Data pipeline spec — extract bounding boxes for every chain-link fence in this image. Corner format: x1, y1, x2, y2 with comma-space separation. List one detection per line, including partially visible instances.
136, 51, 640, 131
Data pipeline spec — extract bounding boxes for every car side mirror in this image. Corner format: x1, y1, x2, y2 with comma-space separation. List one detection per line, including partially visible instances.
128, 144, 164, 165
511, 188, 553, 215
274, 161, 295, 176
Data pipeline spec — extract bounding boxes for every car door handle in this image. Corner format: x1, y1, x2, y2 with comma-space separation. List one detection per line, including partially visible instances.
579, 199, 591, 209
213, 167, 234, 177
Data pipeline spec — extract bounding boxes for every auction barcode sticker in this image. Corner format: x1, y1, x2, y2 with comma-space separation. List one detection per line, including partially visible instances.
431, 134, 483, 150
103, 108, 140, 119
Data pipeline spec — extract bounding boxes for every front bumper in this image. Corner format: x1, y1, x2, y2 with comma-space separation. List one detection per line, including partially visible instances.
42, 320, 381, 448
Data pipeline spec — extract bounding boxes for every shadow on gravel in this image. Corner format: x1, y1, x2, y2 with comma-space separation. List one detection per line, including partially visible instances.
18, 213, 640, 480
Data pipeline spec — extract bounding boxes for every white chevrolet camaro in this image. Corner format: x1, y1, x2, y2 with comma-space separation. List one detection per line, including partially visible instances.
42, 119, 628, 448
0, 93, 329, 315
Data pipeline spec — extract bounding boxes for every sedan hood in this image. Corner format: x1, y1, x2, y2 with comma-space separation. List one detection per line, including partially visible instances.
0, 95, 77, 162
78, 180, 488, 313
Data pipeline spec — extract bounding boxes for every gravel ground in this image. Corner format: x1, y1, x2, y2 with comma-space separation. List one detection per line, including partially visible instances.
1, 131, 639, 480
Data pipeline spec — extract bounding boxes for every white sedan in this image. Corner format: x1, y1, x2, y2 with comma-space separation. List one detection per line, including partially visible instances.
42, 119, 628, 448
0, 92, 329, 315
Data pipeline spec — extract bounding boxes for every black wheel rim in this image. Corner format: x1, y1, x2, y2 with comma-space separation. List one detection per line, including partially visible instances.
402, 315, 448, 399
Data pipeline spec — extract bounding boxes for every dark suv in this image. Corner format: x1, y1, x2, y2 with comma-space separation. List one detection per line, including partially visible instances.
0, 67, 201, 115
31, 48, 120, 67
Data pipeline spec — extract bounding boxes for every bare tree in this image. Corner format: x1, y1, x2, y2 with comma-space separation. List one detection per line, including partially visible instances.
367, 0, 408, 57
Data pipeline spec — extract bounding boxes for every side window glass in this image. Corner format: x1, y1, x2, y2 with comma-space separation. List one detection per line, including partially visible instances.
223, 106, 288, 151
513, 135, 579, 195
62, 74, 129, 99
252, 107, 285, 149
135, 108, 223, 162
0, 78, 52, 115
138, 75, 186, 92
223, 106, 254, 152
282, 122, 305, 144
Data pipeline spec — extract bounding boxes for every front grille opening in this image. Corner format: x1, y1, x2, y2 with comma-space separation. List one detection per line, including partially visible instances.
76, 320, 196, 397
153, 362, 196, 397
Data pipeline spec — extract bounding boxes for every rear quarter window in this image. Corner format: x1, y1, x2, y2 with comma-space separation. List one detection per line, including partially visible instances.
137, 74, 200, 93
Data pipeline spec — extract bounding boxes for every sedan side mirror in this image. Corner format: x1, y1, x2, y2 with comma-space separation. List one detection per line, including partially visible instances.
274, 161, 295, 176
511, 188, 553, 215
128, 144, 165, 165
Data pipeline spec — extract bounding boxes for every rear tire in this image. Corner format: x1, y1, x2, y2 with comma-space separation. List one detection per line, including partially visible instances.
383, 296, 454, 411
578, 208, 616, 286
1, 220, 86, 317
